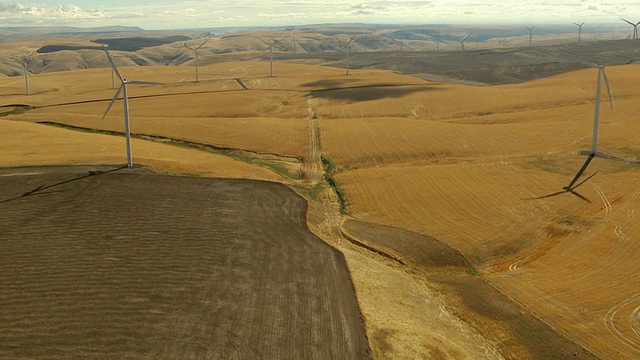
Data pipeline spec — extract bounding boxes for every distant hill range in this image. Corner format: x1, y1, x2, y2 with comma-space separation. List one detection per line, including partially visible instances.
0, 26, 144, 36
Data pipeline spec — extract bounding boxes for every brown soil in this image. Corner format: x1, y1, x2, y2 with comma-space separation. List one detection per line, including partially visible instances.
0, 167, 371, 359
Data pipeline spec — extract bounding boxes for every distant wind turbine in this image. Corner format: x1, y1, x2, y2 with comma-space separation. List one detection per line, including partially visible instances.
258, 37, 283, 77
434, 31, 441, 51
524, 25, 536, 47
621, 18, 640, 40
292, 33, 297, 54
455, 34, 471, 70
23, 50, 35, 96
340, 34, 359, 75
184, 40, 208, 83
101, 48, 159, 168
574, 21, 585, 43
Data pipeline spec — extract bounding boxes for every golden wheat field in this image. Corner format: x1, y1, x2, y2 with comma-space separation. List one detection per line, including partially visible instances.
3, 55, 640, 359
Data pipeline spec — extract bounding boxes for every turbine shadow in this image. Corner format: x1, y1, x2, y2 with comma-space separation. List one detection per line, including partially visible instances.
0, 165, 128, 205
524, 154, 596, 203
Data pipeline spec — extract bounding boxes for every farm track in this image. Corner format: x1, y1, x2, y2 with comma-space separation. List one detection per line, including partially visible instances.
0, 169, 371, 359
306, 96, 323, 183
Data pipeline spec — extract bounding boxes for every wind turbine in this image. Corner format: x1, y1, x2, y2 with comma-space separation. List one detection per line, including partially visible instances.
291, 33, 297, 54
455, 34, 471, 70
23, 50, 35, 96
101, 48, 158, 168
621, 18, 640, 40
524, 25, 536, 47
340, 34, 358, 75
184, 40, 208, 83
574, 21, 585, 43
434, 31, 441, 51
528, 64, 615, 202
258, 38, 283, 77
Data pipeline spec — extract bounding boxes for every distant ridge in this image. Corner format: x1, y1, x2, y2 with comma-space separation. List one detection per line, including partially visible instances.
0, 26, 144, 36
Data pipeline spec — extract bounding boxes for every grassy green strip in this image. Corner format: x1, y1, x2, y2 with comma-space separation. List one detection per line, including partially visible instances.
321, 154, 348, 214
37, 121, 300, 180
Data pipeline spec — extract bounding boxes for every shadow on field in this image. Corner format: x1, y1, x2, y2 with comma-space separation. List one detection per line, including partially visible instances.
310, 85, 439, 103
525, 154, 596, 203
0, 165, 127, 205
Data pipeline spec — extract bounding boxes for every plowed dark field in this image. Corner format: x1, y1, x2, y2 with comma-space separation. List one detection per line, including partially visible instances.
0, 166, 370, 359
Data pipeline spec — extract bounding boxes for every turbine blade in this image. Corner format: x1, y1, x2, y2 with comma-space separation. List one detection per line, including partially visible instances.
102, 84, 123, 120
463, 34, 471, 42
257, 37, 269, 46
103, 48, 124, 82
601, 68, 614, 109
621, 18, 635, 26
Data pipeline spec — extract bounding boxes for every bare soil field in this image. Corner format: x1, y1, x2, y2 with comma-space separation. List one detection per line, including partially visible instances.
0, 167, 370, 359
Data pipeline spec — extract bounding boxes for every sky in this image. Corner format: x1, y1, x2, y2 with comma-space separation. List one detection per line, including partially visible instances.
1, 1, 640, 30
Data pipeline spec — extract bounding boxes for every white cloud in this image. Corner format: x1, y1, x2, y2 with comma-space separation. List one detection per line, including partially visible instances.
0, 1, 639, 29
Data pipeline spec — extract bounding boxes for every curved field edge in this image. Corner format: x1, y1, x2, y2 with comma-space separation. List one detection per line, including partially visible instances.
0, 170, 371, 358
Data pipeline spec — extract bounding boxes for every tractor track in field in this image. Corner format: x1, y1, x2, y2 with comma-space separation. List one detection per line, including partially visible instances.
603, 292, 640, 357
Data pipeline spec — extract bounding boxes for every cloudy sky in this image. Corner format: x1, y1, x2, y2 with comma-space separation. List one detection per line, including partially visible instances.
1, 1, 639, 29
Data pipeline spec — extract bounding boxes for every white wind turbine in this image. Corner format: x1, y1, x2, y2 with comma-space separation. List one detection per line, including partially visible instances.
574, 22, 585, 43
590, 65, 614, 155
524, 25, 536, 47
185, 40, 208, 83
340, 34, 358, 75
455, 34, 471, 69
621, 18, 640, 40
258, 38, 283, 77
23, 50, 35, 96
101, 48, 158, 168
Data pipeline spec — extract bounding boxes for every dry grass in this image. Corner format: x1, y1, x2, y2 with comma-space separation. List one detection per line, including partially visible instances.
0, 119, 283, 181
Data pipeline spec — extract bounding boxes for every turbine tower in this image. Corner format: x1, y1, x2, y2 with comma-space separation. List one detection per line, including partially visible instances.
185, 40, 208, 83
258, 38, 283, 77
23, 50, 35, 96
524, 25, 536, 47
341, 34, 359, 75
591, 65, 614, 155
101, 48, 158, 168
621, 18, 640, 40
574, 21, 585, 43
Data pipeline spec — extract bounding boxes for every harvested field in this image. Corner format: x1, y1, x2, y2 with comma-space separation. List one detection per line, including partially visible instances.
3, 41, 640, 359
0, 119, 283, 180
342, 220, 599, 359
0, 168, 371, 359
